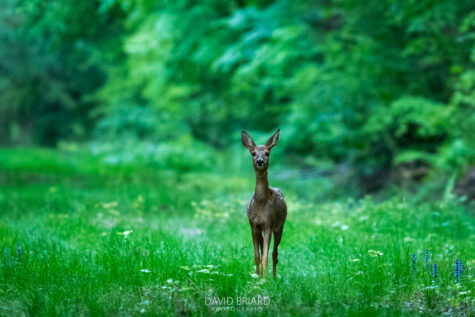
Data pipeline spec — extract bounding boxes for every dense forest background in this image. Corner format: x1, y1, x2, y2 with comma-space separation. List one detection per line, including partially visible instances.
1, 0, 474, 199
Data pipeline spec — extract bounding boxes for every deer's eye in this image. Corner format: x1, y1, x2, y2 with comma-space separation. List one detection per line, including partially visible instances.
265, 152, 269, 157
252, 152, 256, 157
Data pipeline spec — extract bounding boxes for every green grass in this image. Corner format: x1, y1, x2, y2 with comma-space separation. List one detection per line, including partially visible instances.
0, 148, 473, 316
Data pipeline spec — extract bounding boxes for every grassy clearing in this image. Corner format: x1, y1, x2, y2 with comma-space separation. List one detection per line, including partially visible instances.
0, 148, 473, 316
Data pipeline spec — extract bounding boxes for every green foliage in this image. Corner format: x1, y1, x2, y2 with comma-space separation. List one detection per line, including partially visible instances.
97, 0, 475, 180
1, 0, 475, 194
0, 0, 126, 145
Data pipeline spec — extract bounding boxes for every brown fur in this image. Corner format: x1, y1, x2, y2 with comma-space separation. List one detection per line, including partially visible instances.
241, 129, 287, 279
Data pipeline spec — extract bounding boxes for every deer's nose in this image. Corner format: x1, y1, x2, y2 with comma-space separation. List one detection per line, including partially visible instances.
256, 159, 264, 166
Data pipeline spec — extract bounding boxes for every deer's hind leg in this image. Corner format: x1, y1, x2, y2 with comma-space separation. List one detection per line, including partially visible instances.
272, 227, 283, 279
251, 228, 262, 275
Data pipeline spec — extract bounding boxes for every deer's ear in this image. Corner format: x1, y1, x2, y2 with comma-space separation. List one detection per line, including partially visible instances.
265, 129, 280, 149
241, 131, 256, 150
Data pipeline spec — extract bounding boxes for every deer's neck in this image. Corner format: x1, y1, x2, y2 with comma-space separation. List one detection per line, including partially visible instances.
254, 170, 269, 202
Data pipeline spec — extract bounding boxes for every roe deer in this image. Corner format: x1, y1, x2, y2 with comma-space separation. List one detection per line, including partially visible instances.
241, 129, 287, 279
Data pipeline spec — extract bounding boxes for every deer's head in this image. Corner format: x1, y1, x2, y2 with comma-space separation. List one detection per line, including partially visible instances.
241, 129, 280, 171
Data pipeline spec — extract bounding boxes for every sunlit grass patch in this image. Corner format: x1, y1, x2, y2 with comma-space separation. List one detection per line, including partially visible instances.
0, 152, 473, 316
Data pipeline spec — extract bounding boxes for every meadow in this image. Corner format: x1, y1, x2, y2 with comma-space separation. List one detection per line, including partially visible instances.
0, 148, 473, 316
1, 0, 474, 315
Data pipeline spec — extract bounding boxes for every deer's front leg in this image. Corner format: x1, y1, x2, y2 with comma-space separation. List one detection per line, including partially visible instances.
261, 229, 272, 278
251, 228, 261, 275
272, 227, 283, 279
